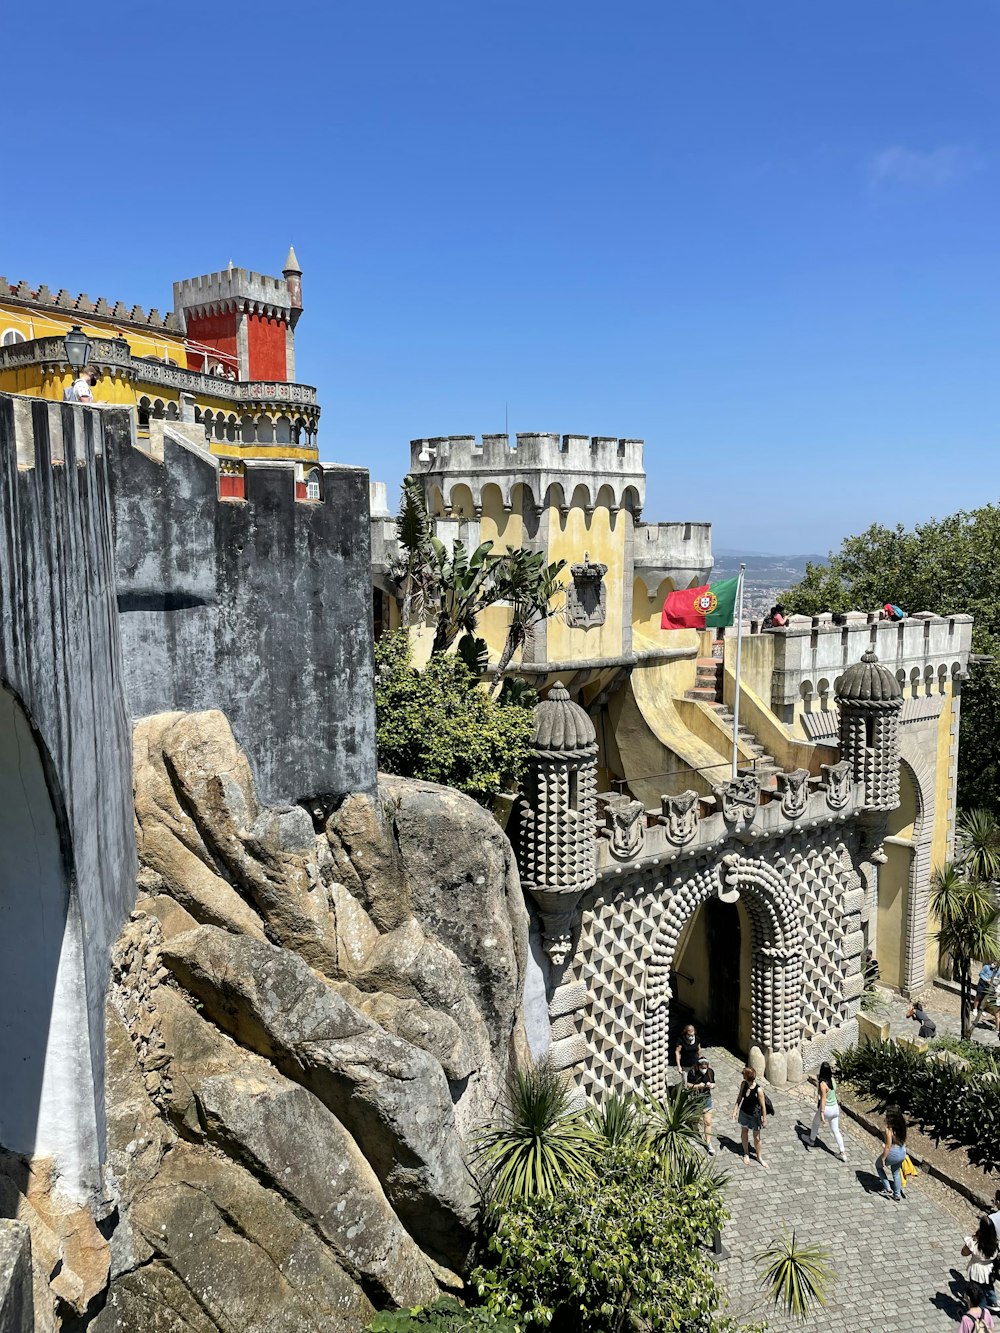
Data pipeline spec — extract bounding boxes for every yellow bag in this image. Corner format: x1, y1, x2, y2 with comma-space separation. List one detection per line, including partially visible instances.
899, 1154, 918, 1185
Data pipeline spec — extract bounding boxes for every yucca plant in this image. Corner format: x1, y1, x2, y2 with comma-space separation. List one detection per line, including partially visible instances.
644, 1084, 705, 1177
956, 807, 1000, 884
586, 1090, 648, 1151
472, 1061, 598, 1205
756, 1228, 832, 1320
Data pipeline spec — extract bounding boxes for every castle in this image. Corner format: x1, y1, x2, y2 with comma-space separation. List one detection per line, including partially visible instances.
0, 250, 320, 463
0, 281, 975, 1325
373, 434, 971, 1097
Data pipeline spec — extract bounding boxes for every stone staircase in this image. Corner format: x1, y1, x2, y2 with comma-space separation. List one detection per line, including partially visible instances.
685, 657, 780, 784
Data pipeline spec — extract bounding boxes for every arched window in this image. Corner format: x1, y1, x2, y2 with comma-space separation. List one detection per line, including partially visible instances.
1, 329, 25, 346
306, 468, 322, 501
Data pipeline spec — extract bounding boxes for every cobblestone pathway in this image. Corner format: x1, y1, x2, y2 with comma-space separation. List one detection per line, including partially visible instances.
875, 982, 1000, 1051
706, 1048, 981, 1332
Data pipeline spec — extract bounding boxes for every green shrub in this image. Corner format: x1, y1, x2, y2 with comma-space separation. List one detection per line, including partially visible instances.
374, 631, 534, 805
928, 1033, 1000, 1077
472, 1144, 743, 1332
836, 1038, 1000, 1170
755, 1228, 832, 1321
367, 1297, 516, 1330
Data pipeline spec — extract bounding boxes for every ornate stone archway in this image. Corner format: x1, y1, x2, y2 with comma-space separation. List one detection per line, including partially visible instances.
644, 854, 804, 1095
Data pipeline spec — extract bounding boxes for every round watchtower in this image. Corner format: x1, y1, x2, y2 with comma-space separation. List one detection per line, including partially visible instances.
835, 649, 903, 811
516, 683, 599, 965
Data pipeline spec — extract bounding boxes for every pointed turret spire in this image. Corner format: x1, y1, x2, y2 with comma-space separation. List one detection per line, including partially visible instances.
283, 245, 302, 276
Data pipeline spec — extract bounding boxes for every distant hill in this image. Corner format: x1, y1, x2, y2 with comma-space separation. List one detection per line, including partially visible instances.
710, 550, 827, 618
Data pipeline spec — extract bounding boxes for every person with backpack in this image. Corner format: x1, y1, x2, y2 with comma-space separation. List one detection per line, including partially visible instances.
906, 998, 937, 1039
806, 1061, 846, 1161
963, 1218, 999, 1311
875, 1106, 908, 1200
732, 1064, 769, 1168
959, 1283, 994, 1332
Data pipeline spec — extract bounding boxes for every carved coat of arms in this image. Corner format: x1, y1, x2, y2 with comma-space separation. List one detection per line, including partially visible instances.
716, 773, 760, 826
822, 760, 853, 810
659, 789, 699, 846
599, 794, 646, 860
776, 768, 811, 820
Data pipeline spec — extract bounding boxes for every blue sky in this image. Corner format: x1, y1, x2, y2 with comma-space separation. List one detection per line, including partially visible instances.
3, 1, 997, 553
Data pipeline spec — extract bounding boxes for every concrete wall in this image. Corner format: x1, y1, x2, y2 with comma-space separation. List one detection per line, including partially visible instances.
0, 395, 136, 1200
108, 420, 377, 805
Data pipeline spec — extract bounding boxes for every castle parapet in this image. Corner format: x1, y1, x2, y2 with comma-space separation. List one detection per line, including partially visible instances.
763, 614, 973, 723
408, 432, 646, 515
633, 520, 714, 593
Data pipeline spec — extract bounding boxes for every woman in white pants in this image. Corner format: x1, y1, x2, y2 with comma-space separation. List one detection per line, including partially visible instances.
808, 1061, 846, 1161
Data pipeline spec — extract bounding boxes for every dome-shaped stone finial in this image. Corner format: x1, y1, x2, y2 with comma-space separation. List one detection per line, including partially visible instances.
835, 649, 902, 704
532, 682, 598, 755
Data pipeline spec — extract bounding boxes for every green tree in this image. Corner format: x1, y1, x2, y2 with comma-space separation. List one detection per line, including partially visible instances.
956, 807, 1000, 884
428, 537, 498, 655
780, 505, 1000, 812
488, 550, 567, 694
931, 862, 1000, 1037
390, 475, 438, 629
374, 631, 534, 804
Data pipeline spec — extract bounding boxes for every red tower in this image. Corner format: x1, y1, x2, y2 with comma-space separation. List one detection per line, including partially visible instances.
172, 249, 304, 382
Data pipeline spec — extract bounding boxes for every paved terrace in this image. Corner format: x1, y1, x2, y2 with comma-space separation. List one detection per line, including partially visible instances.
708, 1045, 982, 1332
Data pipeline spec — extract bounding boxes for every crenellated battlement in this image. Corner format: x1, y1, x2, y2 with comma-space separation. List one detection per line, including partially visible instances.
173, 267, 297, 323
1, 276, 181, 331
409, 432, 646, 515
633, 521, 714, 593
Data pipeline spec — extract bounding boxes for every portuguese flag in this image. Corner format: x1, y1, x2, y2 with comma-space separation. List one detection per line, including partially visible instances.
661, 577, 740, 630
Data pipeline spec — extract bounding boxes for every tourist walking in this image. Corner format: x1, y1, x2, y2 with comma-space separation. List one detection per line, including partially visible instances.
963, 1217, 999, 1311
674, 1023, 701, 1083
958, 1283, 994, 1332
874, 1107, 907, 1200
686, 1053, 716, 1155
807, 1061, 846, 1160
975, 962, 998, 1020
732, 1065, 768, 1169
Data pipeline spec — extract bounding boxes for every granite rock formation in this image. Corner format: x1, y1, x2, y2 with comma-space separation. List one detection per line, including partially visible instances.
90, 710, 529, 1332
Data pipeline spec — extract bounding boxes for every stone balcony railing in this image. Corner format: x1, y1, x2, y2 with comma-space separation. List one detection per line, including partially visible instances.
0, 336, 318, 408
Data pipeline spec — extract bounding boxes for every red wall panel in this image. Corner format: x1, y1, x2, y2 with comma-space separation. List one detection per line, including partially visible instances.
247, 313, 287, 381
185, 311, 238, 372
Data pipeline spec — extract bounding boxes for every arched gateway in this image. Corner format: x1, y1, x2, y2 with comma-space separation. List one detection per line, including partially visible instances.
644, 854, 804, 1097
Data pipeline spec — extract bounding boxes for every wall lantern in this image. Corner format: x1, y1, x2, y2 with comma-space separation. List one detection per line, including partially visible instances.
63, 325, 91, 371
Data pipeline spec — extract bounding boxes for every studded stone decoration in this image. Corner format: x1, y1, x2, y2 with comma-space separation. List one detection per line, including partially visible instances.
572, 882, 667, 1101
835, 650, 903, 812
517, 683, 599, 964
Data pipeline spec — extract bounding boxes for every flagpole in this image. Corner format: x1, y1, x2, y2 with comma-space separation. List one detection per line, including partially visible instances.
731, 563, 746, 779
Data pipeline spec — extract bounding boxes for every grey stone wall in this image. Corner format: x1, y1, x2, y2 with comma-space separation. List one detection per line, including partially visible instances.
0, 394, 136, 1180
107, 420, 376, 805
0, 1220, 33, 1333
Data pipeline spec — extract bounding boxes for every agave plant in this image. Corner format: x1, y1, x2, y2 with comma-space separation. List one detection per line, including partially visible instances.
755, 1228, 832, 1320
644, 1084, 705, 1176
472, 1061, 598, 1205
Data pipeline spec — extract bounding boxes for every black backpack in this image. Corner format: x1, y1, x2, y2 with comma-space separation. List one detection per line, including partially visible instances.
741, 1082, 775, 1117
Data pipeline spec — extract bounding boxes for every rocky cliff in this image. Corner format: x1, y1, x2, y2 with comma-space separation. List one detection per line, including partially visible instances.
83, 711, 528, 1331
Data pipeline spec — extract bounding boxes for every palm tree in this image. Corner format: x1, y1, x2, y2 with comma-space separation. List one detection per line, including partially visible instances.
756, 1229, 832, 1321
428, 537, 497, 655
488, 550, 566, 694
472, 1061, 598, 1205
932, 862, 1000, 1037
956, 807, 1000, 885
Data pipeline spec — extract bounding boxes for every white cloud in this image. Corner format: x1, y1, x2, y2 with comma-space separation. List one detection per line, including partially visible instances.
868, 144, 986, 189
